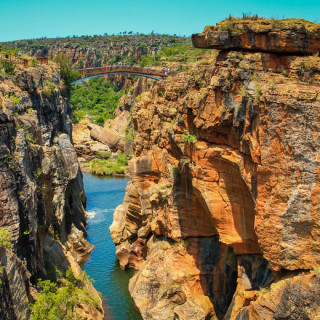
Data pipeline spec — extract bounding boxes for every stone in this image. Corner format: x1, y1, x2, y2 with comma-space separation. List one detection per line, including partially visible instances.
192, 18, 320, 54
111, 29, 320, 319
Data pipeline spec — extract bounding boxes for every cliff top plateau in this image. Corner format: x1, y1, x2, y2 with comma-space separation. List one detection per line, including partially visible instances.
192, 17, 320, 54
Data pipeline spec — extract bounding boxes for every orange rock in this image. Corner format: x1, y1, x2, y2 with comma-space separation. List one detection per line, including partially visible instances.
192, 19, 320, 54
111, 23, 320, 319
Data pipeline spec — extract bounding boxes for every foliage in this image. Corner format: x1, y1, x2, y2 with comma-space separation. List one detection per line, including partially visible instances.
0, 59, 15, 75
43, 80, 56, 98
10, 96, 21, 106
30, 58, 39, 67
124, 127, 134, 141
95, 151, 111, 159
2, 34, 191, 68
71, 77, 125, 126
260, 286, 271, 294
30, 269, 98, 320
172, 239, 191, 250
182, 130, 197, 145
172, 166, 179, 180
0, 228, 12, 249
254, 82, 263, 103
312, 266, 320, 278
3, 153, 14, 169
33, 168, 43, 179
116, 153, 128, 166
138, 43, 209, 67
53, 54, 79, 88
237, 85, 251, 100
84, 153, 128, 176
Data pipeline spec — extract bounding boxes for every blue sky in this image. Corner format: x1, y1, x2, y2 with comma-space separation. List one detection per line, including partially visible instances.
0, 0, 319, 42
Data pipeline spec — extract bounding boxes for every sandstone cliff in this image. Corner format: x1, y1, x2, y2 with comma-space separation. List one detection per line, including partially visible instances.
110, 18, 320, 320
0, 62, 103, 319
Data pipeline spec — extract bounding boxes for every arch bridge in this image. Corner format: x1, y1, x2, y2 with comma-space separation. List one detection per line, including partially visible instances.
72, 65, 170, 84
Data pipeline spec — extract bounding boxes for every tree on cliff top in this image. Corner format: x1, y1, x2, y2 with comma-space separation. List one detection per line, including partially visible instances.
54, 54, 79, 89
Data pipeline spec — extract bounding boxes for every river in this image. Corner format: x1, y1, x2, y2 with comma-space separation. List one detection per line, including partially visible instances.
81, 173, 142, 320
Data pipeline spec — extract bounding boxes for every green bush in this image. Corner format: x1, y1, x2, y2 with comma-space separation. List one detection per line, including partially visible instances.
30, 268, 99, 320
1, 59, 15, 75
95, 151, 111, 158
116, 153, 128, 166
182, 130, 197, 145
85, 156, 128, 176
10, 96, 20, 106
71, 77, 125, 125
30, 58, 39, 67
54, 54, 79, 88
43, 80, 56, 98
0, 228, 12, 249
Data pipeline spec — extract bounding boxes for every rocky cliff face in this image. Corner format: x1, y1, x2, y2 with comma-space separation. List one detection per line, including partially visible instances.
0, 62, 103, 319
110, 19, 320, 320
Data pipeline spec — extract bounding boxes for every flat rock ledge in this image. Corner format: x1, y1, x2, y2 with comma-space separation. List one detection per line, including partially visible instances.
192, 18, 320, 54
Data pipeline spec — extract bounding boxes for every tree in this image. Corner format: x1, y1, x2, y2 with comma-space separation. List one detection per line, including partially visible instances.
31, 269, 98, 320
53, 54, 79, 89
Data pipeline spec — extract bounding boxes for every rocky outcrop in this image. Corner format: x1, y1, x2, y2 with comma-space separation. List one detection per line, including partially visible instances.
72, 76, 156, 163
192, 18, 320, 54
110, 19, 320, 320
0, 62, 103, 318
0, 247, 32, 320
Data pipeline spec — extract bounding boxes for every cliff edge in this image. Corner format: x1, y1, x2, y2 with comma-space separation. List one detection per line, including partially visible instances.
110, 18, 320, 320
0, 61, 103, 319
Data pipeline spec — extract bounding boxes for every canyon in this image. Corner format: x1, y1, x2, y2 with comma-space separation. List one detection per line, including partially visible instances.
110, 18, 320, 319
1, 16, 320, 320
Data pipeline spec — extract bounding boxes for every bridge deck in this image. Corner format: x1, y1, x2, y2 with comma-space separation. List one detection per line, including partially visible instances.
78, 66, 169, 78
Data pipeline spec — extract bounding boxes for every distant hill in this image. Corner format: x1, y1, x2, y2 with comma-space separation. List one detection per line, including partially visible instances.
2, 34, 192, 68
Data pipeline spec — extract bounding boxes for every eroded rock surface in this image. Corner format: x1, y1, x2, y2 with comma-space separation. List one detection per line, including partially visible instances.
192, 18, 320, 54
111, 19, 320, 320
0, 63, 103, 319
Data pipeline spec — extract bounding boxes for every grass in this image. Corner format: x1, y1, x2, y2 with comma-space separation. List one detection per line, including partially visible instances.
95, 151, 111, 158
172, 239, 191, 250
84, 153, 128, 176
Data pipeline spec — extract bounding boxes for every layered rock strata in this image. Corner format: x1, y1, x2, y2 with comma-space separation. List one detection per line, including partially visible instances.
192, 18, 320, 54
0, 63, 103, 319
111, 19, 320, 320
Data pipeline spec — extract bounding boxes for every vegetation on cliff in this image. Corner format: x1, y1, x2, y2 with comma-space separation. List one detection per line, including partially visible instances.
71, 77, 125, 125
2, 34, 190, 67
0, 229, 12, 249
31, 269, 99, 320
53, 54, 79, 88
83, 152, 128, 176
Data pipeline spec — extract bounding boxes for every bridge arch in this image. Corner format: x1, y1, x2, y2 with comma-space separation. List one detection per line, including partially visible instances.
71, 66, 169, 85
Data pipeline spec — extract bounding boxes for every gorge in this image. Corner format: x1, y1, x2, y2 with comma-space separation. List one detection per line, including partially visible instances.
1, 15, 320, 320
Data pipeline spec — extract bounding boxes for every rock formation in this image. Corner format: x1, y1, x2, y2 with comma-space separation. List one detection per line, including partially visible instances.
3, 34, 190, 68
72, 76, 156, 165
192, 18, 320, 54
0, 62, 103, 319
110, 18, 320, 319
